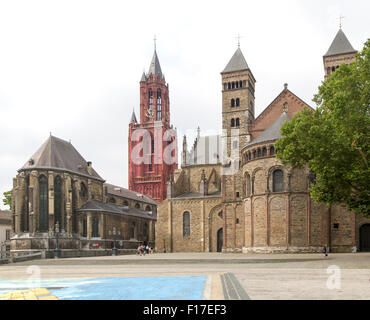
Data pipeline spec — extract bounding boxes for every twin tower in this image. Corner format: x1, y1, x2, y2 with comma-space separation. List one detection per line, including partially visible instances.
128, 28, 357, 202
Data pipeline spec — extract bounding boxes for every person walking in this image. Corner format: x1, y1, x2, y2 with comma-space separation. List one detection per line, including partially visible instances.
324, 244, 328, 257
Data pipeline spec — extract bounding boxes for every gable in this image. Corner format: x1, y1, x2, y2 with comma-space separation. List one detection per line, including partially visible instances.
249, 87, 313, 141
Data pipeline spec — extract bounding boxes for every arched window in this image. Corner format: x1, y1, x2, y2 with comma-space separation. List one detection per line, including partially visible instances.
236, 81, 239, 89
80, 182, 88, 201
273, 170, 284, 192
236, 98, 240, 107
332, 66, 336, 72
82, 216, 87, 237
239, 81, 243, 88
156, 89, 162, 120
123, 200, 129, 206
54, 176, 62, 230
135, 203, 140, 209
130, 222, 136, 239
148, 90, 153, 120
39, 175, 49, 232
183, 211, 190, 237
235, 118, 240, 127
228, 83, 231, 90
109, 197, 116, 204
92, 217, 99, 237
231, 99, 235, 107
232, 82, 235, 89
257, 148, 261, 157
231, 119, 235, 127
218, 211, 223, 219
145, 205, 151, 212
270, 146, 275, 156
262, 147, 267, 157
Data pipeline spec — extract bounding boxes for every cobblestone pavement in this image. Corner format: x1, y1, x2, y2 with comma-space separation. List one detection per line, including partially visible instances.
0, 253, 369, 300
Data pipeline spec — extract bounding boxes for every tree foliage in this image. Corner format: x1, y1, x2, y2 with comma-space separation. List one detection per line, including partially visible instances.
2, 191, 12, 210
276, 40, 370, 218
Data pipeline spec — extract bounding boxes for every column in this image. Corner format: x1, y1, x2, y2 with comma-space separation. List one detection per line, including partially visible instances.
48, 172, 55, 232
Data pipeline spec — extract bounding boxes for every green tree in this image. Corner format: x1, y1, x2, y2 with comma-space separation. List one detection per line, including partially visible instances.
2, 190, 12, 210
276, 40, 370, 218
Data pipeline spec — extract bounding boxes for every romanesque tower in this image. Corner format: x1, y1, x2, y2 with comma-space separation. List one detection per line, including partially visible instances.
323, 27, 357, 80
128, 46, 178, 202
220, 45, 256, 251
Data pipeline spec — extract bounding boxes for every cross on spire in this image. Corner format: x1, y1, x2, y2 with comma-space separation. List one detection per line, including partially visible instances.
339, 15, 345, 29
236, 34, 243, 47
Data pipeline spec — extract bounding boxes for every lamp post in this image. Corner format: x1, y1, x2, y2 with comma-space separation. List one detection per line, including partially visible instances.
112, 227, 117, 256
54, 222, 60, 259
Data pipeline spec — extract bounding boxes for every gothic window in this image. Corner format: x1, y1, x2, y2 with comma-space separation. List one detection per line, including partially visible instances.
148, 160, 152, 172
235, 118, 240, 127
239, 81, 242, 88
156, 90, 162, 120
270, 146, 275, 156
273, 170, 284, 192
151, 138, 155, 154
39, 175, 48, 232
92, 217, 99, 237
236, 81, 239, 88
130, 222, 136, 239
236, 98, 240, 107
231, 119, 235, 127
231, 99, 235, 107
80, 182, 88, 201
183, 211, 190, 237
148, 90, 153, 120
228, 83, 231, 90
232, 82, 235, 89
54, 176, 62, 229
82, 216, 87, 237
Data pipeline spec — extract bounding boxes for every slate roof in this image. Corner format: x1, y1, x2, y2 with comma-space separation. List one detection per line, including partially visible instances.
222, 47, 249, 73
77, 200, 156, 220
148, 50, 163, 78
105, 183, 157, 205
324, 29, 356, 57
172, 191, 221, 200
246, 112, 291, 148
19, 135, 104, 181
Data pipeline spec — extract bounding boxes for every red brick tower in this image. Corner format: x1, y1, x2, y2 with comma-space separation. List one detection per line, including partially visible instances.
128, 46, 178, 202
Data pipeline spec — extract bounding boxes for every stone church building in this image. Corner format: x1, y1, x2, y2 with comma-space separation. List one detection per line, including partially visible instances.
155, 28, 370, 253
11, 135, 156, 258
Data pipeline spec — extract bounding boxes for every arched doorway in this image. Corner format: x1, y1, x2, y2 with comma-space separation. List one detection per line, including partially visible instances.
360, 224, 370, 252
217, 228, 223, 253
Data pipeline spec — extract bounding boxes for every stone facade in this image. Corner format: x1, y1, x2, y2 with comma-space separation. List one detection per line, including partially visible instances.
155, 31, 370, 254
11, 136, 157, 258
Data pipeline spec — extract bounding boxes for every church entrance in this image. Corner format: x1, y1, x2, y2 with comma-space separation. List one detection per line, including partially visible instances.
360, 224, 370, 252
217, 228, 223, 253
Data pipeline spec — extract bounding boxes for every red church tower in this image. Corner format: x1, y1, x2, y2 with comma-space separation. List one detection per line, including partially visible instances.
128, 46, 178, 202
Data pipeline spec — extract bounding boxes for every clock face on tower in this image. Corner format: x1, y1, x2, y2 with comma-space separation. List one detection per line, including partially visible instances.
146, 108, 153, 120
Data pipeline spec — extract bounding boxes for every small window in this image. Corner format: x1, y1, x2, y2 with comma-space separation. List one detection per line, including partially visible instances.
231, 119, 235, 127
236, 192, 240, 198
235, 118, 240, 127
273, 170, 284, 192
270, 146, 275, 156
218, 211, 223, 218
333, 223, 339, 229
236, 218, 240, 224
231, 99, 235, 108
135, 203, 140, 209
236, 98, 240, 107
183, 212, 190, 237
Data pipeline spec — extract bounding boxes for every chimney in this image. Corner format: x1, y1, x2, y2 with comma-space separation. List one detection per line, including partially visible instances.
87, 161, 93, 176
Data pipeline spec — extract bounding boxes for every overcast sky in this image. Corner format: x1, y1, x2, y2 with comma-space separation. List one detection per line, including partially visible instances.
0, 0, 369, 209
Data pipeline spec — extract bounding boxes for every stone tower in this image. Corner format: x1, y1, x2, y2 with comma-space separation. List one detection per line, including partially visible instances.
323, 28, 357, 80
220, 46, 256, 251
128, 47, 178, 202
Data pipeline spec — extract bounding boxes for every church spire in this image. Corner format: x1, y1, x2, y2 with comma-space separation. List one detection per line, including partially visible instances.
148, 42, 163, 78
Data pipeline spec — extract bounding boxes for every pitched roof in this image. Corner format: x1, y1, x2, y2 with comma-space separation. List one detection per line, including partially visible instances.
20, 135, 104, 181
222, 47, 249, 73
77, 200, 156, 220
247, 112, 291, 147
324, 29, 356, 57
105, 183, 157, 205
148, 50, 163, 78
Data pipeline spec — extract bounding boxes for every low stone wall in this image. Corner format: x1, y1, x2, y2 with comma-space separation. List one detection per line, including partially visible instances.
242, 246, 327, 254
